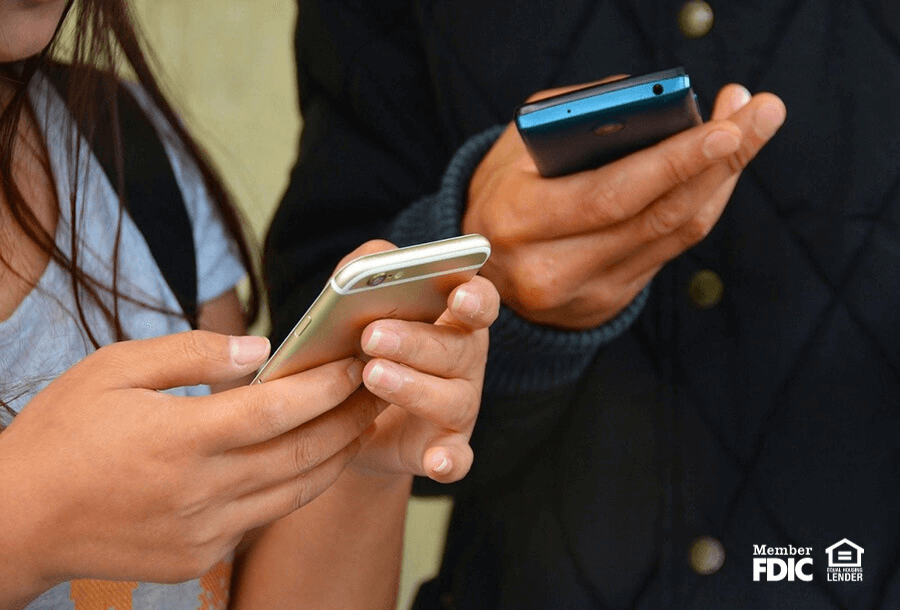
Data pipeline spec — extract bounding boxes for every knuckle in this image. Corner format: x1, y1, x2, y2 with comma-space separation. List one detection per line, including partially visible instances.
583, 171, 629, 226
290, 431, 321, 474
174, 545, 218, 582
289, 484, 306, 514
415, 328, 466, 378
319, 370, 350, 407
251, 390, 290, 439
90, 342, 128, 377
659, 152, 692, 187
335, 364, 364, 403
162, 515, 230, 580
445, 334, 472, 378
401, 330, 426, 364
181, 331, 226, 367
168, 482, 211, 522
679, 214, 715, 246
288, 454, 348, 512
445, 385, 481, 431
484, 203, 528, 246
291, 476, 318, 513
400, 372, 431, 408
725, 147, 753, 173
645, 202, 685, 238
507, 253, 567, 313
180, 331, 207, 360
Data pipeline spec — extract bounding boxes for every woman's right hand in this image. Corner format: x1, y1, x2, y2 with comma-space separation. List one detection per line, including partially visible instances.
0, 330, 379, 607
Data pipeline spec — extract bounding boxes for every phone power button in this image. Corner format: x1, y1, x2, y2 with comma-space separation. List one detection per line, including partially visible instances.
293, 316, 311, 337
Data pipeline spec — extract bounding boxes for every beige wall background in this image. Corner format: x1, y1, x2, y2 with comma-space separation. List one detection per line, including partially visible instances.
130, 1, 453, 608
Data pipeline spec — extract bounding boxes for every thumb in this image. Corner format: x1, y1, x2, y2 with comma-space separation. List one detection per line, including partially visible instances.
422, 436, 475, 484
88, 330, 270, 390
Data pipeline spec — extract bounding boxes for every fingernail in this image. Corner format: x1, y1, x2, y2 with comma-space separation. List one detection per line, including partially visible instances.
347, 359, 364, 385
230, 335, 270, 366
452, 288, 480, 317
366, 362, 403, 393
431, 450, 452, 475
364, 327, 401, 356
731, 86, 751, 113
702, 130, 741, 160
753, 101, 786, 139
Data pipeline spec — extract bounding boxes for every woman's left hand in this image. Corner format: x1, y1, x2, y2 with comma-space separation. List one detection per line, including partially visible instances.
346, 243, 500, 484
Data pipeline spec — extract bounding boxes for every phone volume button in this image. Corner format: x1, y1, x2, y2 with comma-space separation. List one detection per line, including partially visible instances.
293, 316, 312, 337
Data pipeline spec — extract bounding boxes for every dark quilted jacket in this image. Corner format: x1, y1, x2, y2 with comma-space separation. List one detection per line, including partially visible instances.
265, 1, 900, 607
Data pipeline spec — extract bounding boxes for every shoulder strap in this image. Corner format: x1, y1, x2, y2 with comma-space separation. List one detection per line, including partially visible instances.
45, 65, 199, 326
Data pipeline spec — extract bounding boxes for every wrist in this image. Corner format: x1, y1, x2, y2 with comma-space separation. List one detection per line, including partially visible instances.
0, 444, 61, 607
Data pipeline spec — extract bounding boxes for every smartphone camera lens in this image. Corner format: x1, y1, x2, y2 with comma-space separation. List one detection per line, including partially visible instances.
652, 83, 664, 95
367, 273, 387, 286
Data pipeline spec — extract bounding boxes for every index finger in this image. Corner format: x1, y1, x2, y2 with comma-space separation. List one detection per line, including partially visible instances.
437, 275, 501, 330
524, 92, 784, 240
521, 117, 743, 239
186, 358, 365, 454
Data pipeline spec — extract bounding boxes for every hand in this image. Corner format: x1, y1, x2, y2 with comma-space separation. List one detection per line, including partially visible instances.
327, 241, 500, 485
227, 242, 498, 607
0, 331, 381, 604
463, 81, 787, 329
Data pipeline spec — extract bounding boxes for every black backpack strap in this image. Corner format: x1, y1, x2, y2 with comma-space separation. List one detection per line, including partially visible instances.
45, 65, 199, 325
111, 86, 198, 324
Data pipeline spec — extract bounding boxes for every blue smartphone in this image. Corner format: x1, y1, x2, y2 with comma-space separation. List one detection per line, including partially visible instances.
514, 67, 702, 177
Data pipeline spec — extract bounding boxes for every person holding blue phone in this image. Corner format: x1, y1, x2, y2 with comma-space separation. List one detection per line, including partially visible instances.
266, 1, 900, 608
0, 0, 500, 608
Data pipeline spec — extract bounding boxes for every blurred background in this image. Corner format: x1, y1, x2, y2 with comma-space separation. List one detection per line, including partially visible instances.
129, 1, 451, 607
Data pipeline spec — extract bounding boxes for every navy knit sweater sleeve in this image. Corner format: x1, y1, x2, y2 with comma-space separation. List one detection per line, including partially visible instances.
388, 125, 650, 396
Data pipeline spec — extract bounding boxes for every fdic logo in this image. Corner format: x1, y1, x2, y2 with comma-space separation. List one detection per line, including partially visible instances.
752, 545, 814, 582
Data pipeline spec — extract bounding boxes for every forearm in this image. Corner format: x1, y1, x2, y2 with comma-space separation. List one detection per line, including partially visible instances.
230, 470, 412, 609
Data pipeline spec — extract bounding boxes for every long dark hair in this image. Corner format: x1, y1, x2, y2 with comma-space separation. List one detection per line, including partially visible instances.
0, 1, 261, 415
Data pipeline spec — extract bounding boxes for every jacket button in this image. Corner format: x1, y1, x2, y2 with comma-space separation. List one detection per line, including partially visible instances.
678, 1, 715, 39
688, 269, 724, 309
689, 536, 726, 575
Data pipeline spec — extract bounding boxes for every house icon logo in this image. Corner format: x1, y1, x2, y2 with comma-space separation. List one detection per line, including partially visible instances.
826, 539, 864, 568
825, 539, 864, 582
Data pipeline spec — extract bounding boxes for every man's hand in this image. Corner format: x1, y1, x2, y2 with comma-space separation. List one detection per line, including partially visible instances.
464, 83, 786, 329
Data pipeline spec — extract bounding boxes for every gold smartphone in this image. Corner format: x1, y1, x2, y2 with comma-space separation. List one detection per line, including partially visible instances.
252, 234, 492, 384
